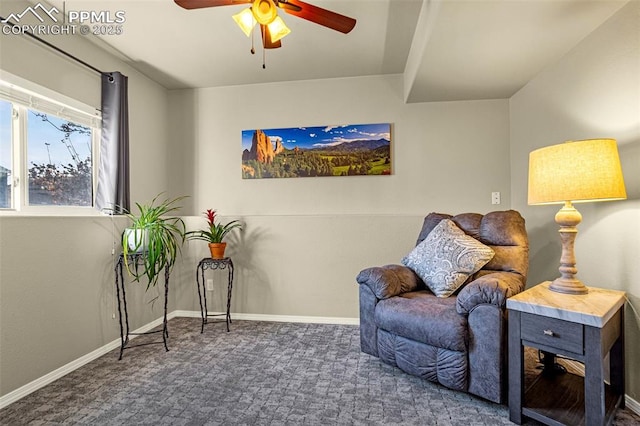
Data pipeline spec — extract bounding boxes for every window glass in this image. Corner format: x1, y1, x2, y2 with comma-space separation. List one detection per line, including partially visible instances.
0, 100, 11, 208
27, 110, 92, 206
0, 74, 100, 213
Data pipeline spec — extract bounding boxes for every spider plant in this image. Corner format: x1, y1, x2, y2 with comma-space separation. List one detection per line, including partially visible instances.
122, 193, 187, 289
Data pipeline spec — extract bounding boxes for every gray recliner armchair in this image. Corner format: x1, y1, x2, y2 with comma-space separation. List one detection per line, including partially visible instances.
357, 210, 528, 403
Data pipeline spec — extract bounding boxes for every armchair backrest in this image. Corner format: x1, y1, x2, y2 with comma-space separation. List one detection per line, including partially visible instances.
416, 210, 529, 281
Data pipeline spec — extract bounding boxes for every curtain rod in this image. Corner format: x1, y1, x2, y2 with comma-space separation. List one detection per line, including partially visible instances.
0, 17, 105, 76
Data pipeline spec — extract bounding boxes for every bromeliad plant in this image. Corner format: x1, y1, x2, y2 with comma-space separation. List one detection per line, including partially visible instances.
186, 209, 242, 244
122, 194, 187, 289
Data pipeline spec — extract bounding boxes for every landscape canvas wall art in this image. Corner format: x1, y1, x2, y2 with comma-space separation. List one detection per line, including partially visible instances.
241, 123, 391, 179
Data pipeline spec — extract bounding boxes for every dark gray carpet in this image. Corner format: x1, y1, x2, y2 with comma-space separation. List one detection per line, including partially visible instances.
1, 318, 638, 425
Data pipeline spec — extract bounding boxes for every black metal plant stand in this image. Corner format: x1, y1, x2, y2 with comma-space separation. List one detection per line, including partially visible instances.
114, 253, 170, 360
196, 257, 234, 333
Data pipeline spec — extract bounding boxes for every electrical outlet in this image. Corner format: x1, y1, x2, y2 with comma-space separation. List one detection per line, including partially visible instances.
491, 192, 501, 205
206, 279, 214, 291
112, 313, 116, 319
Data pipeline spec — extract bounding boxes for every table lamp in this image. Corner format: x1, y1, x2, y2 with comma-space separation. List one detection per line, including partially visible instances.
528, 138, 627, 294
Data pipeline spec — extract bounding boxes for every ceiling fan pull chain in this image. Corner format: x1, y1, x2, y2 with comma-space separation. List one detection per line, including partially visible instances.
250, 25, 256, 55
262, 29, 267, 69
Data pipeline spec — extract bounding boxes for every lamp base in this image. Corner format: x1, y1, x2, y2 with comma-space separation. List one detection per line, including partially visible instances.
549, 277, 588, 294
550, 202, 589, 295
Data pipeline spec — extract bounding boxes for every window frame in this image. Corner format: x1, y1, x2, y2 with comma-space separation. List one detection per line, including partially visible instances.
0, 73, 102, 216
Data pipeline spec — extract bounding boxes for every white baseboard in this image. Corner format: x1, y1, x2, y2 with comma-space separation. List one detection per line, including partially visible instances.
172, 310, 360, 325
3, 311, 636, 418
0, 311, 356, 409
234, 312, 359, 325
172, 310, 201, 318
0, 314, 173, 410
626, 395, 640, 416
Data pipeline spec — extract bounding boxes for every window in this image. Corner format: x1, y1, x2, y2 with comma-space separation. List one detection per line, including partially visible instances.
0, 76, 100, 213
0, 100, 11, 208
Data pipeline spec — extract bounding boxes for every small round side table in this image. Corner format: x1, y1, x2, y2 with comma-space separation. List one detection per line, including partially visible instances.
195, 257, 234, 333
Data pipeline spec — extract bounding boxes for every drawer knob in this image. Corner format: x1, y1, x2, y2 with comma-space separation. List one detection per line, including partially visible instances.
543, 329, 555, 337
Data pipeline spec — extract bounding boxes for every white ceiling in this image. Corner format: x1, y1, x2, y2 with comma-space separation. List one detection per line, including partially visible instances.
40, 0, 629, 102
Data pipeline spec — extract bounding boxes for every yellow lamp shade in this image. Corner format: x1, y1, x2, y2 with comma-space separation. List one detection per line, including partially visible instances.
232, 8, 256, 37
528, 138, 627, 205
267, 16, 291, 42
252, 0, 277, 25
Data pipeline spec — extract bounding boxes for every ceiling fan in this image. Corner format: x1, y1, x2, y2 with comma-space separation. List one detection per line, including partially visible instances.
174, 0, 356, 60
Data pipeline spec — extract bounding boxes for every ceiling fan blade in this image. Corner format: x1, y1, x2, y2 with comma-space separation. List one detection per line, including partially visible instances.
282, 0, 356, 34
174, 0, 250, 10
275, 0, 302, 12
260, 24, 282, 49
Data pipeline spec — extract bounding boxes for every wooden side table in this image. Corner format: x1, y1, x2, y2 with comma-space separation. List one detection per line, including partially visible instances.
507, 281, 625, 426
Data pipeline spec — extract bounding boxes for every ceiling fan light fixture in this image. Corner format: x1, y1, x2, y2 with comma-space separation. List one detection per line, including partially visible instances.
232, 8, 256, 37
267, 16, 291, 42
252, 0, 278, 25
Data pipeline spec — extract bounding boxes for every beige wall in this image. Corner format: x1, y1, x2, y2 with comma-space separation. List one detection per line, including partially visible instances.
0, 57, 512, 399
168, 75, 512, 316
2, 0, 638, 409
510, 1, 640, 402
0, 1, 174, 397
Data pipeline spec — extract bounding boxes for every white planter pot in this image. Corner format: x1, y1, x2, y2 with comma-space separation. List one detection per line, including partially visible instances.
123, 227, 149, 253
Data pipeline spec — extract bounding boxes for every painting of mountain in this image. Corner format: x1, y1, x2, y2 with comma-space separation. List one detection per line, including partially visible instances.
241, 123, 391, 179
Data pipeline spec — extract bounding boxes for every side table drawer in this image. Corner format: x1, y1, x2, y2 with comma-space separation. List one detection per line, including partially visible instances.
521, 312, 583, 354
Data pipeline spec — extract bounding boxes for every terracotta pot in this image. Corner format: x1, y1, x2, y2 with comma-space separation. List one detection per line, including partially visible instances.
208, 242, 227, 259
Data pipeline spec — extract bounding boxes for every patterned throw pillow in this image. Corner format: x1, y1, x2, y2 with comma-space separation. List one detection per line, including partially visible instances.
401, 219, 495, 297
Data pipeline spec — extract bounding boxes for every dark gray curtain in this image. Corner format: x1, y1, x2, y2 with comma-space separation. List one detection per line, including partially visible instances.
96, 72, 130, 213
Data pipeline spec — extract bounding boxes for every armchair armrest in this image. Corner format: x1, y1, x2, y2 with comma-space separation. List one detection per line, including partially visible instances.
456, 271, 525, 315
356, 265, 421, 300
